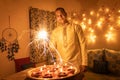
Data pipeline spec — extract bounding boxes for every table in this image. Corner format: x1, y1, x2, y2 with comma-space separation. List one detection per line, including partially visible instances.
2, 68, 33, 80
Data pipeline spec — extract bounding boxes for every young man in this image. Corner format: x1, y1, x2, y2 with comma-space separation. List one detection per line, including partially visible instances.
50, 7, 88, 80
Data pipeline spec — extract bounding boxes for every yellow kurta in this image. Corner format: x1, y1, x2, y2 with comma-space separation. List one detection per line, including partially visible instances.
50, 23, 88, 72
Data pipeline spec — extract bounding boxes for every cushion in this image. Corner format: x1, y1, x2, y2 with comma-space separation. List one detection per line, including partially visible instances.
14, 57, 35, 72
87, 49, 103, 69
105, 49, 120, 75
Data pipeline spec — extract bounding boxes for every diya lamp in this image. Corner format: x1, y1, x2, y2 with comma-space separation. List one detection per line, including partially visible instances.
31, 71, 42, 78
42, 65, 47, 71
63, 63, 69, 69
67, 66, 75, 74
43, 70, 53, 78
58, 67, 67, 77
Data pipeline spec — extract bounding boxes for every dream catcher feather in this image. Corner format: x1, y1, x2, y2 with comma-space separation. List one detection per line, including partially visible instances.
0, 16, 19, 60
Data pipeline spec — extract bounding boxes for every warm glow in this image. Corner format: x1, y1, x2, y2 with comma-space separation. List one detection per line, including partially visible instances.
36, 30, 48, 40
60, 68, 63, 72
105, 31, 116, 42
90, 11, 94, 15
109, 17, 114, 21
117, 19, 120, 25
73, 13, 76, 16
66, 6, 119, 44
74, 20, 78, 24
109, 27, 114, 31
99, 7, 103, 11
68, 17, 71, 20
83, 17, 86, 21
100, 17, 105, 21
87, 33, 96, 43
81, 22, 86, 30
96, 17, 105, 28
105, 8, 109, 13
96, 13, 100, 17
82, 14, 85, 17
118, 10, 120, 13
88, 28, 94, 32
88, 19, 92, 25
97, 21, 102, 28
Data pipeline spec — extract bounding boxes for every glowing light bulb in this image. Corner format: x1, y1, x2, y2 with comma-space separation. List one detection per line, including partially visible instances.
83, 18, 86, 21
90, 11, 94, 15
117, 19, 120, 25
105, 8, 109, 13
73, 13, 76, 16
105, 32, 113, 41
88, 28, 94, 33
82, 14, 85, 17
88, 19, 92, 25
87, 33, 96, 43
97, 21, 102, 28
100, 17, 105, 21
109, 27, 113, 31
105, 31, 116, 42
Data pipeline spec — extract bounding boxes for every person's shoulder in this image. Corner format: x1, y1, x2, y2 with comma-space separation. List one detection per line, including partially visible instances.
69, 23, 80, 27
69, 23, 82, 30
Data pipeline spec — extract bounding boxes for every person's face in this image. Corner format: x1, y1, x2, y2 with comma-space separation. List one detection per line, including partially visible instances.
55, 10, 66, 24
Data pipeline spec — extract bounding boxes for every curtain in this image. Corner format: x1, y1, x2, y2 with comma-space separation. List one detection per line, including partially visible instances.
29, 7, 56, 63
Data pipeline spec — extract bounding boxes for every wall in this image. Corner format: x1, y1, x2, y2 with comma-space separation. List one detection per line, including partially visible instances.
0, 0, 120, 78
0, 0, 56, 78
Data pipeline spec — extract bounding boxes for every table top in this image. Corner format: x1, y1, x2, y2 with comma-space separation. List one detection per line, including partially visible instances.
2, 68, 33, 80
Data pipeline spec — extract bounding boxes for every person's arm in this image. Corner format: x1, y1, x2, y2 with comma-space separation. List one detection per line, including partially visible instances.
49, 30, 59, 62
75, 24, 88, 72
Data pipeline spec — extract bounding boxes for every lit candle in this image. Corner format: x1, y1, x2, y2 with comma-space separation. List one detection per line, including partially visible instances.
67, 66, 75, 74
58, 67, 67, 77
43, 70, 53, 78
69, 66, 73, 69
60, 68, 63, 72
40, 67, 43, 71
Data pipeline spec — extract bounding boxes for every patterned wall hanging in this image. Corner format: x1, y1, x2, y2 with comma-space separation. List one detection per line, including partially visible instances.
0, 16, 19, 60
29, 7, 56, 63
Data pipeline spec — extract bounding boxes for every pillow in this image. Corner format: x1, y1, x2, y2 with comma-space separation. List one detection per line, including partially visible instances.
105, 49, 120, 75
14, 57, 33, 72
87, 49, 103, 69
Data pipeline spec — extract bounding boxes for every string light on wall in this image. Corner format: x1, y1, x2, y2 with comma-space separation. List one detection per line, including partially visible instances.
87, 28, 96, 43
105, 27, 116, 42
68, 6, 120, 44
88, 33, 96, 43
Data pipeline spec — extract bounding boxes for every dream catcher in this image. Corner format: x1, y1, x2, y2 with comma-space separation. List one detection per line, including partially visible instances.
0, 16, 19, 60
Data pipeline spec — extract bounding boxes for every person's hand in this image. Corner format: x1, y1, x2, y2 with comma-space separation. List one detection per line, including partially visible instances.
80, 65, 87, 72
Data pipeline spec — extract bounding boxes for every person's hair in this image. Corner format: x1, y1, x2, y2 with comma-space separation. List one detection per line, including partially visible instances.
55, 7, 67, 17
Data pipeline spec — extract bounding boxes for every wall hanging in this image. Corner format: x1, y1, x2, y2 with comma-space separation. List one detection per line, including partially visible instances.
29, 7, 56, 63
0, 16, 19, 60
